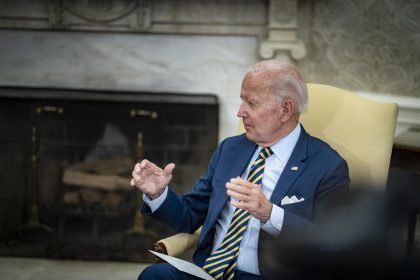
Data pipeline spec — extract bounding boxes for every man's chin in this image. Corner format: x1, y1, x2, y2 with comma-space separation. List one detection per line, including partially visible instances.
244, 131, 255, 141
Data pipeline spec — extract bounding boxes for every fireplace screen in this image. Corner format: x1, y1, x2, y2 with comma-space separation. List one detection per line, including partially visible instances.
0, 87, 218, 262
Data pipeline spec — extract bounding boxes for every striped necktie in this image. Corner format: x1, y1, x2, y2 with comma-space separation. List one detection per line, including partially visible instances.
202, 147, 273, 279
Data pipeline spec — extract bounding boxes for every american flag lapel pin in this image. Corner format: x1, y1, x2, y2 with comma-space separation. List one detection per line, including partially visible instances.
291, 166, 299, 171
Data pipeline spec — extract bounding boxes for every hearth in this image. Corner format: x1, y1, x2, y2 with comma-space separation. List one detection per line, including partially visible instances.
0, 87, 218, 262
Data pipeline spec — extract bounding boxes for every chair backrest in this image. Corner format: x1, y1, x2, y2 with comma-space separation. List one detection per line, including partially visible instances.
302, 84, 398, 187
238, 83, 399, 188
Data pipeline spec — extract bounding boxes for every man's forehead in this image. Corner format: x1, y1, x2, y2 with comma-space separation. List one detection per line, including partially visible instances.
241, 88, 274, 102
243, 73, 274, 89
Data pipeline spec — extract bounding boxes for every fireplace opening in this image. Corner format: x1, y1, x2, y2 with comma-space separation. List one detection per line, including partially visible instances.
0, 87, 218, 262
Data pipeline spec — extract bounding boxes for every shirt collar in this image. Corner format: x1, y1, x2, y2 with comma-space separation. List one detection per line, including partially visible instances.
262, 123, 301, 163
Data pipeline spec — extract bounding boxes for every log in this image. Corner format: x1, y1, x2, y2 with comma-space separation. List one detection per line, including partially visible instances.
80, 189, 103, 204
63, 158, 133, 191
63, 191, 80, 205
102, 192, 125, 208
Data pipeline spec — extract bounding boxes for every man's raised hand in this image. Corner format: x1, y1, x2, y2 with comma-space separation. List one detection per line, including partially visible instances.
131, 159, 176, 199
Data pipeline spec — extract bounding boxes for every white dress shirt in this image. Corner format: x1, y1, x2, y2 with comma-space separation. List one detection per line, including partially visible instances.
144, 124, 301, 275
211, 123, 301, 274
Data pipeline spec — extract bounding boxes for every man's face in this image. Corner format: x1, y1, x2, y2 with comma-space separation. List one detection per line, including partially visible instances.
237, 71, 288, 147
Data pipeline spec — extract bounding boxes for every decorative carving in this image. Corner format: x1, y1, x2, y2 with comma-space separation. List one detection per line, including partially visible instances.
47, 0, 151, 31
62, 0, 139, 23
259, 0, 306, 61
271, 0, 296, 25
0, 0, 264, 35
48, 0, 63, 29
305, 0, 420, 98
259, 40, 306, 60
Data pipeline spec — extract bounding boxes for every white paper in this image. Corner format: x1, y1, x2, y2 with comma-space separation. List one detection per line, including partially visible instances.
149, 250, 214, 280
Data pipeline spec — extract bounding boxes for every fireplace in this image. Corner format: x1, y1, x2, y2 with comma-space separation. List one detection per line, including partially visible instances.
0, 87, 218, 261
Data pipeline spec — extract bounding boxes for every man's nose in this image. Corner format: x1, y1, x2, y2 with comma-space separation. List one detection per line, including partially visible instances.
237, 103, 246, 117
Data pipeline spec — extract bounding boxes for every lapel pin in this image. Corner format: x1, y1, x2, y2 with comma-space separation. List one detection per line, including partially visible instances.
291, 166, 299, 171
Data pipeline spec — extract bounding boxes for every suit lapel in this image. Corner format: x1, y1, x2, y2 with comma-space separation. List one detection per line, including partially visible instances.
208, 136, 257, 225
270, 128, 308, 205
226, 136, 258, 184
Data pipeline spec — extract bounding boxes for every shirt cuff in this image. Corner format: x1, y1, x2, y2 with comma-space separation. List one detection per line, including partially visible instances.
261, 204, 284, 236
142, 187, 168, 213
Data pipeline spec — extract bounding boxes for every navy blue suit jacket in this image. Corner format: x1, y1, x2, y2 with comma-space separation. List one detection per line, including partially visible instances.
142, 126, 350, 269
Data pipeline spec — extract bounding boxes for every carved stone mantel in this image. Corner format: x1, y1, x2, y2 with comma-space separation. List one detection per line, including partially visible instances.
0, 0, 305, 61
0, 0, 267, 36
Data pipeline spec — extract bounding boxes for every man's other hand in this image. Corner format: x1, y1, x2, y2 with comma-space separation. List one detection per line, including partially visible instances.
226, 177, 273, 223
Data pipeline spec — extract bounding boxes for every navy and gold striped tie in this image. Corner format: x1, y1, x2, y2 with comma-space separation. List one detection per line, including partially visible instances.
202, 147, 273, 279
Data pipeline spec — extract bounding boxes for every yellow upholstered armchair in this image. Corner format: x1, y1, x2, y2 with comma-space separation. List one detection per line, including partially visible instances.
301, 84, 398, 187
151, 83, 399, 257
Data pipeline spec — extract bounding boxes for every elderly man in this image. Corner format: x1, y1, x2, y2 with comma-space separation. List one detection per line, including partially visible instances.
131, 60, 350, 280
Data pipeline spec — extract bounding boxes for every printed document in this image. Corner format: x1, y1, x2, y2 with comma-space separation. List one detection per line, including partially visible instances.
149, 250, 214, 280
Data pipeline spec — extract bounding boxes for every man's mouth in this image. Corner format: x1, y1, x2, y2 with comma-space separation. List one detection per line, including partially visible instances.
243, 124, 252, 131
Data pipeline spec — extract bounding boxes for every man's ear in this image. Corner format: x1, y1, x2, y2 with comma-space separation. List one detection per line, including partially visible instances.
280, 99, 294, 122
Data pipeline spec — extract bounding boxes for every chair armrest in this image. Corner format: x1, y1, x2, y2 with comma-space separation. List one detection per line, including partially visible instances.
151, 227, 201, 260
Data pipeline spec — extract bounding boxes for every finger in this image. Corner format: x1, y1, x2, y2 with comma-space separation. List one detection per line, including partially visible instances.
230, 200, 241, 209
226, 182, 251, 195
163, 163, 175, 175
132, 170, 140, 181
141, 159, 164, 174
153, 163, 175, 176
131, 177, 144, 188
140, 159, 160, 170
226, 182, 240, 192
134, 163, 141, 173
230, 177, 259, 189
139, 159, 151, 169
230, 177, 246, 185
227, 189, 248, 202
230, 200, 249, 211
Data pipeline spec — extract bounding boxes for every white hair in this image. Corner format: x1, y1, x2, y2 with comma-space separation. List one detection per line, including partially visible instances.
246, 60, 308, 114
